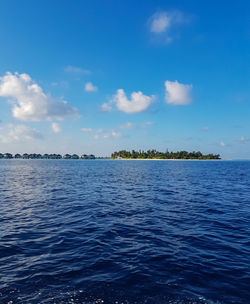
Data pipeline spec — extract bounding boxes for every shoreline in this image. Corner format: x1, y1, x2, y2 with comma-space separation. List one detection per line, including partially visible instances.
112, 158, 224, 161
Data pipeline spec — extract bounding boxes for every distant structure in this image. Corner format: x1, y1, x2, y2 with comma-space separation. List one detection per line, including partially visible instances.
63, 154, 71, 159
81, 154, 88, 159
4, 153, 13, 159
0, 153, 96, 159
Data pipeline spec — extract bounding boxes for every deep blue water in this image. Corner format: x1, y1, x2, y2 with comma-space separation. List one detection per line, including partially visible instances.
0, 160, 249, 304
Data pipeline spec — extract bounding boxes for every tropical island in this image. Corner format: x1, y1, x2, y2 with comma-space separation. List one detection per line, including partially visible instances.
111, 150, 220, 160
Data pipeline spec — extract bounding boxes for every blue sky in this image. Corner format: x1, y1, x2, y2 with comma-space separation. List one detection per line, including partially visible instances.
0, 0, 249, 158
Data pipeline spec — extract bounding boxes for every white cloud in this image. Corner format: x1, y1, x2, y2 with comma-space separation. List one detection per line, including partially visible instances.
102, 130, 122, 139
111, 130, 122, 138
119, 121, 154, 130
85, 127, 122, 140
81, 127, 103, 140
0, 124, 43, 143
64, 65, 91, 75
149, 11, 189, 43
51, 122, 61, 133
220, 141, 225, 147
119, 122, 135, 129
84, 82, 98, 92
150, 12, 171, 33
165, 80, 193, 105
81, 128, 93, 132
0, 72, 78, 122
102, 89, 154, 114
80, 126, 121, 140
101, 102, 112, 112
81, 127, 103, 134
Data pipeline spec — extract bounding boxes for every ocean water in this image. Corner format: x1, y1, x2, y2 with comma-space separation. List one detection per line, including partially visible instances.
0, 160, 249, 304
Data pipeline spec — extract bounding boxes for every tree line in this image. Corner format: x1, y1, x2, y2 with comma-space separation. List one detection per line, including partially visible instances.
111, 150, 220, 160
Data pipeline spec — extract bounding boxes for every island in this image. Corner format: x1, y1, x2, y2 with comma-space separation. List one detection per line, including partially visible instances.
111, 150, 220, 160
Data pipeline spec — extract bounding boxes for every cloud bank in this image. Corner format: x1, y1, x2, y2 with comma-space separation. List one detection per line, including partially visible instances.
0, 72, 78, 121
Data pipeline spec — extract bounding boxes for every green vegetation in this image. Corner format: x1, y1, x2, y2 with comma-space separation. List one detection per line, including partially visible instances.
111, 150, 220, 160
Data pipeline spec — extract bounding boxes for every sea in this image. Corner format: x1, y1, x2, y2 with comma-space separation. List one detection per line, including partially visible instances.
0, 159, 249, 304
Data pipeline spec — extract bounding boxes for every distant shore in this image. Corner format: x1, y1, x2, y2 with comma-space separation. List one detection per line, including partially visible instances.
112, 158, 222, 161
111, 150, 220, 160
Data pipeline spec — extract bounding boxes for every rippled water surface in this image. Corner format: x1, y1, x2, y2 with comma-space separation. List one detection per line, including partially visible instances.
0, 160, 250, 304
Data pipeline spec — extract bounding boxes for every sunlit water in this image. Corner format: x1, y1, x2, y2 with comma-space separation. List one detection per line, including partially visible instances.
0, 160, 249, 304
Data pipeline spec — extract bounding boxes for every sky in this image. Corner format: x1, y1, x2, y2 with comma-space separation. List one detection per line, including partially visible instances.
0, 0, 249, 158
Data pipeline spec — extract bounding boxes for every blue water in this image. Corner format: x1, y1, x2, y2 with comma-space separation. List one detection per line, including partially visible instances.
0, 160, 249, 304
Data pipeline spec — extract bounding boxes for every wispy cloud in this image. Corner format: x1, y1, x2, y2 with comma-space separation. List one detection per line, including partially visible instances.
64, 65, 91, 75
101, 102, 113, 112
51, 122, 61, 133
81, 127, 122, 140
0, 72, 78, 121
150, 11, 172, 34
103, 130, 122, 139
84, 82, 98, 92
219, 141, 226, 147
102, 89, 154, 114
143, 121, 154, 127
149, 10, 190, 43
119, 121, 154, 130
238, 136, 249, 143
51, 81, 69, 89
202, 126, 210, 131
119, 122, 135, 129
165, 80, 193, 106
0, 124, 43, 143
81, 128, 93, 133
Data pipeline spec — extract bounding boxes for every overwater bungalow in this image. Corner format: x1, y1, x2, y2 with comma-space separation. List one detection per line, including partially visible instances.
4, 153, 13, 159
81, 154, 88, 159
0, 153, 96, 159
63, 154, 71, 159
28, 154, 36, 159
48, 154, 57, 159
50, 154, 62, 159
